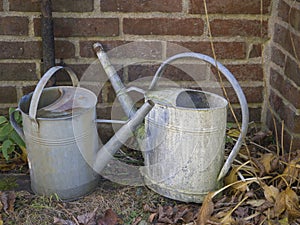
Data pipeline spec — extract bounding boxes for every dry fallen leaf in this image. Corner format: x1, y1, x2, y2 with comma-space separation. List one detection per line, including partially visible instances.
274, 189, 287, 217
97, 208, 118, 225
263, 184, 279, 203
224, 168, 238, 186
0, 191, 16, 214
148, 212, 157, 223
227, 128, 240, 138
259, 153, 276, 174
77, 207, 97, 225
284, 187, 300, 220
246, 199, 266, 207
195, 192, 214, 225
53, 217, 76, 225
279, 157, 300, 188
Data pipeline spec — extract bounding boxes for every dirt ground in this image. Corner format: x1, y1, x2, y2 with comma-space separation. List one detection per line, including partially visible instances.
1, 126, 300, 224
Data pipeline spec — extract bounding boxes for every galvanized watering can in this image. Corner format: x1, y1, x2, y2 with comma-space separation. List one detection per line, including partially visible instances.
94, 44, 249, 203
10, 66, 153, 200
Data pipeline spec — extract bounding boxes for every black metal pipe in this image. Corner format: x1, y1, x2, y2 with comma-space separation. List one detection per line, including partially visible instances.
41, 0, 56, 86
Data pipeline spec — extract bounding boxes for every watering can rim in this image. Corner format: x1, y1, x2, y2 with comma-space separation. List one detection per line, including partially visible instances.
18, 86, 97, 121
145, 88, 228, 111
10, 66, 155, 176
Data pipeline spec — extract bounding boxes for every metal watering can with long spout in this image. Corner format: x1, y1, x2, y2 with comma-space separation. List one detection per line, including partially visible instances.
10, 66, 153, 200
94, 43, 249, 203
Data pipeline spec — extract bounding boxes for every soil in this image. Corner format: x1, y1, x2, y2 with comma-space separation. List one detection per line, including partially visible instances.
1, 126, 300, 224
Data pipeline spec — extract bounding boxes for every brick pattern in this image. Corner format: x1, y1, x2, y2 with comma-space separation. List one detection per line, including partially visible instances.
0, 17, 28, 35
34, 18, 119, 37
101, 0, 182, 13
0, 0, 272, 124
267, 0, 300, 149
9, 0, 94, 12
190, 0, 271, 14
123, 18, 204, 36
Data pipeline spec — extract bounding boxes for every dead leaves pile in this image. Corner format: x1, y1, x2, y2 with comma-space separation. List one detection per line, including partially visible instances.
0, 191, 16, 225
53, 208, 121, 225
193, 129, 300, 224
143, 203, 198, 224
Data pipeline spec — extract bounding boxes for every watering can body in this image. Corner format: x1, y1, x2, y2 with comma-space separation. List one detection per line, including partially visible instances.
10, 66, 153, 200
142, 88, 228, 202
94, 44, 249, 203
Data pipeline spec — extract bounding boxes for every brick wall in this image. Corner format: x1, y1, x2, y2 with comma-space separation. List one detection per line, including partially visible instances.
0, 0, 271, 130
266, 0, 300, 149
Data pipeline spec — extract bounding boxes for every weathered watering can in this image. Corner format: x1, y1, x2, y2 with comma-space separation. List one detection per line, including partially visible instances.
94, 44, 249, 203
10, 66, 153, 200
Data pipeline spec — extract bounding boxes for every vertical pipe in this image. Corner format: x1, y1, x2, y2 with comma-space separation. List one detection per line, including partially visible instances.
41, 0, 56, 86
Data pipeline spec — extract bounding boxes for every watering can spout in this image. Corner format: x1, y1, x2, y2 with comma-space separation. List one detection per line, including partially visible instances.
93, 100, 154, 173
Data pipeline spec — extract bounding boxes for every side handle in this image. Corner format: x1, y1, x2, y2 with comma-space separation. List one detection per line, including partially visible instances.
10, 108, 25, 140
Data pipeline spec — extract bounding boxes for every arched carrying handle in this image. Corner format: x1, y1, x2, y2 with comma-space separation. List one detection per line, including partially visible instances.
29, 66, 79, 121
149, 52, 249, 181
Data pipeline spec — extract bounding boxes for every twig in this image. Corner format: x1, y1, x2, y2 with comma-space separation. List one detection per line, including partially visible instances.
57, 203, 80, 225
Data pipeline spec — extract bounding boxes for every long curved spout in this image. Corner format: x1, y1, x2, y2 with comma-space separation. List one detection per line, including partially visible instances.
93, 100, 154, 173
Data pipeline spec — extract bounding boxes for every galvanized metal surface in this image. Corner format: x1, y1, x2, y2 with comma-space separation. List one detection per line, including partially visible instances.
142, 89, 228, 203
11, 66, 99, 200
149, 52, 249, 181
91, 47, 249, 203
10, 66, 154, 200
93, 42, 137, 119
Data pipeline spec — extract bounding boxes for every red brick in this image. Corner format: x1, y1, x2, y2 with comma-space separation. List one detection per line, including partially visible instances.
249, 44, 262, 58
268, 89, 283, 115
0, 87, 17, 103
285, 56, 300, 87
55, 40, 75, 59
212, 64, 263, 81
0, 63, 36, 81
80, 40, 163, 60
203, 86, 263, 104
270, 68, 300, 109
265, 108, 300, 150
22, 85, 36, 95
128, 63, 208, 82
101, 0, 181, 12
54, 63, 124, 87
128, 64, 158, 82
269, 90, 300, 134
210, 19, 268, 37
273, 23, 300, 60
229, 86, 264, 103
0, 17, 28, 35
0, 41, 41, 59
249, 107, 262, 122
34, 18, 119, 37
190, 0, 271, 14
278, 0, 290, 23
9, 0, 93, 12
123, 18, 204, 36
271, 46, 286, 68
167, 41, 246, 59
80, 40, 128, 58
289, 6, 300, 32
227, 106, 261, 123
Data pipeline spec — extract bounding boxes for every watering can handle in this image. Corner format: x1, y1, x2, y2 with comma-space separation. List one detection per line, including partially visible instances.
29, 66, 79, 121
149, 52, 249, 181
